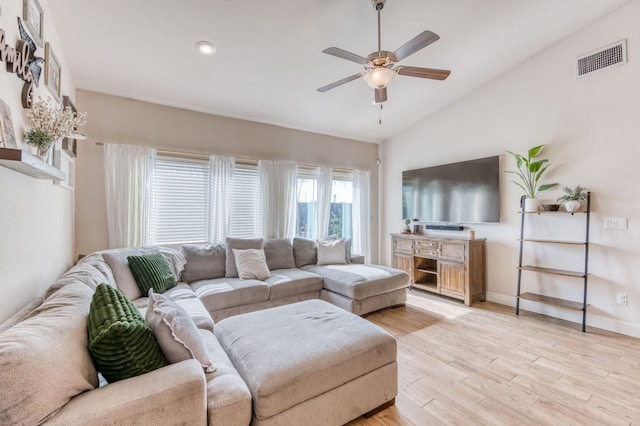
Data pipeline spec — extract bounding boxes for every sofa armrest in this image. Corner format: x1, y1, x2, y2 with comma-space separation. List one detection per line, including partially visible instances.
350, 254, 365, 264
45, 359, 207, 426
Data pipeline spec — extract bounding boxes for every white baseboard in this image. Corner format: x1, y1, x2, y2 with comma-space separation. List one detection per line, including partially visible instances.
486, 292, 640, 339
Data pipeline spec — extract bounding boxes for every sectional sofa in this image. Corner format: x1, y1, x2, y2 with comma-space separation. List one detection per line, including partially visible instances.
0, 237, 408, 425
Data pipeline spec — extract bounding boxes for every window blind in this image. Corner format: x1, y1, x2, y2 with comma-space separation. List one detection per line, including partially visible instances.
229, 162, 261, 238
151, 155, 210, 244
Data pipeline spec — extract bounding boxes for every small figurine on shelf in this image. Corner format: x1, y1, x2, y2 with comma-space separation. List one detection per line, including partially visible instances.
402, 218, 411, 234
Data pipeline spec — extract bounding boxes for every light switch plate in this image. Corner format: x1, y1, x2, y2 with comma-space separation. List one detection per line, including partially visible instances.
604, 218, 627, 229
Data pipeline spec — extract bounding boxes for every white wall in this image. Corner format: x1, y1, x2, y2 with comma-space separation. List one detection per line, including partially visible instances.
0, 1, 76, 322
74, 90, 379, 260
380, 1, 640, 336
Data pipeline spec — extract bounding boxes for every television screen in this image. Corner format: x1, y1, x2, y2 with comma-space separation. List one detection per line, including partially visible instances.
402, 155, 500, 224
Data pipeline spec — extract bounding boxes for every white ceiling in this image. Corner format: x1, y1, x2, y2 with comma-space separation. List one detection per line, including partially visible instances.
48, 0, 628, 143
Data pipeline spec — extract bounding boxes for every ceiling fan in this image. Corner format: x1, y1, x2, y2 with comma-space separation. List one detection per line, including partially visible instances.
317, 0, 451, 104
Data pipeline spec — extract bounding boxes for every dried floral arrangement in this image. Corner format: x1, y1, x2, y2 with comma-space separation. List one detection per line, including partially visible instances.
24, 97, 87, 156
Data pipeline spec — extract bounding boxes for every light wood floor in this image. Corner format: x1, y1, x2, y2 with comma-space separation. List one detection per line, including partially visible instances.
348, 291, 640, 426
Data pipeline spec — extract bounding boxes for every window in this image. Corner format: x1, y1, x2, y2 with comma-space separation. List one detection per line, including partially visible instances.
229, 162, 261, 238
151, 155, 210, 244
295, 167, 353, 239
329, 174, 353, 239
296, 167, 318, 238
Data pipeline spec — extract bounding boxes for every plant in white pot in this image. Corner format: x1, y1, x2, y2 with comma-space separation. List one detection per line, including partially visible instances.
402, 218, 411, 233
506, 144, 558, 212
557, 185, 587, 212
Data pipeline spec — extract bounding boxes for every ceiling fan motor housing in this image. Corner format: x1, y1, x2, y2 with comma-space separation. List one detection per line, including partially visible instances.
371, 0, 386, 11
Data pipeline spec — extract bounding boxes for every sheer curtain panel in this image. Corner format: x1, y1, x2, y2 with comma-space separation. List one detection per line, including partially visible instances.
104, 143, 156, 248
316, 166, 333, 240
352, 169, 371, 261
259, 160, 297, 238
209, 155, 235, 244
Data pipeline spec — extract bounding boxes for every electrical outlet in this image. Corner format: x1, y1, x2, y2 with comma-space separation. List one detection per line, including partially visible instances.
604, 218, 627, 229
616, 293, 628, 305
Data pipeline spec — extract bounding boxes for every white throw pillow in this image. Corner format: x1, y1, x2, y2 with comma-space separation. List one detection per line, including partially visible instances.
317, 239, 347, 265
232, 248, 272, 280
145, 289, 216, 373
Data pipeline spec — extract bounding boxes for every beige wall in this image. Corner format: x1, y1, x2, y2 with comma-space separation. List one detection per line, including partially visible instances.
379, 1, 640, 336
0, 1, 76, 322
75, 90, 379, 261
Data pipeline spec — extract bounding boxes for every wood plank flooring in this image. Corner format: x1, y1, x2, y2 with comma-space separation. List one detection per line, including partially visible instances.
348, 291, 640, 425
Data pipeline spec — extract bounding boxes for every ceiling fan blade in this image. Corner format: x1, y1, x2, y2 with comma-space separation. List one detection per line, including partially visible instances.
397, 66, 451, 80
317, 73, 364, 92
374, 87, 388, 104
322, 47, 370, 65
393, 31, 440, 61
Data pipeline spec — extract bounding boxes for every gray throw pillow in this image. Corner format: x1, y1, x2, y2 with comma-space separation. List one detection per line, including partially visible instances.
263, 238, 296, 270
225, 238, 263, 277
180, 244, 226, 283
326, 235, 352, 263
293, 237, 317, 267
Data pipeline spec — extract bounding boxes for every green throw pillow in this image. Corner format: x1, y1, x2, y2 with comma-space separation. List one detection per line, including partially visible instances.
87, 284, 166, 383
127, 253, 176, 294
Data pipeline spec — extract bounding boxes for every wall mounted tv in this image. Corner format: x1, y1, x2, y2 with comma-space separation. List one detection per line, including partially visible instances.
402, 155, 500, 224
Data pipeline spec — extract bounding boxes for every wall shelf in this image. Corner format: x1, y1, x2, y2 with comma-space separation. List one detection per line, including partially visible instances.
515, 193, 591, 332
0, 148, 65, 181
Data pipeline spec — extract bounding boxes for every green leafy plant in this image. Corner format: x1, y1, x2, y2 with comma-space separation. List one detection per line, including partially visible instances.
557, 185, 587, 202
403, 218, 411, 226
24, 128, 55, 153
505, 144, 558, 199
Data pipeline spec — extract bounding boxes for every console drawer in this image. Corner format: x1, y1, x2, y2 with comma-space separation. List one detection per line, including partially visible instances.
439, 242, 465, 262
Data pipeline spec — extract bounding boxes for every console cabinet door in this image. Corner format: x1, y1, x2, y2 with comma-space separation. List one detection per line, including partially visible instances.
393, 253, 412, 277
438, 260, 465, 299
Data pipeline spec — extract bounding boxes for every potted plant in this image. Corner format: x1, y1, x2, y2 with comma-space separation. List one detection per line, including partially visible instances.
557, 185, 587, 212
24, 97, 87, 160
506, 144, 558, 212
402, 218, 411, 233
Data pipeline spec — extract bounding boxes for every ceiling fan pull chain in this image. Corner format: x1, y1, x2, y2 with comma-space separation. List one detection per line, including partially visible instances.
379, 103, 383, 125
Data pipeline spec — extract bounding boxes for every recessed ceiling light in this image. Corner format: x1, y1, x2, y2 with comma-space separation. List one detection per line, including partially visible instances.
196, 41, 216, 56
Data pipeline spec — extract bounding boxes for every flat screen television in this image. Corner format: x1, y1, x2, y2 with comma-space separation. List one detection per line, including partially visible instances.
402, 155, 500, 224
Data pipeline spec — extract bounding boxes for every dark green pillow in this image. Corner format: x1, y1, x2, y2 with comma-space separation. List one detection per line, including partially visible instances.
87, 284, 166, 383
127, 253, 176, 294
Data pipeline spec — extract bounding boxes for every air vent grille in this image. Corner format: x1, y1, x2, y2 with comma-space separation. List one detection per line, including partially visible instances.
576, 40, 626, 77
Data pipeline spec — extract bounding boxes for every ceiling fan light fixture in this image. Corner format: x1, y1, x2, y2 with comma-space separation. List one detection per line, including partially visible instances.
363, 67, 396, 88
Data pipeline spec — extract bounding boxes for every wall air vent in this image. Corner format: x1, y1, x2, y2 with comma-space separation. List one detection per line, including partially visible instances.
576, 40, 626, 78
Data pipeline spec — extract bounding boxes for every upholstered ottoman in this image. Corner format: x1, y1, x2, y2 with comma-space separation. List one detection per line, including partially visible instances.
214, 299, 397, 426
303, 264, 409, 315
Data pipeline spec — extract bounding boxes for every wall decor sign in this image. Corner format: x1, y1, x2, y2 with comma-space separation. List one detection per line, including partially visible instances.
23, 0, 43, 48
0, 97, 17, 148
45, 42, 61, 102
0, 10, 38, 107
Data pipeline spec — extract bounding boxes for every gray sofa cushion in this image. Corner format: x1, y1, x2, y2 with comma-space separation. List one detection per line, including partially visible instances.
263, 238, 296, 270
225, 238, 263, 278
302, 264, 409, 300
181, 244, 226, 283
264, 269, 323, 299
293, 237, 317, 267
214, 300, 396, 421
0, 282, 99, 425
191, 277, 269, 311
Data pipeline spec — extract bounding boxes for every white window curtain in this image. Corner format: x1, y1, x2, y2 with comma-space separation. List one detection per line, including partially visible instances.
104, 143, 156, 248
352, 169, 371, 261
259, 160, 297, 238
209, 155, 235, 244
316, 166, 333, 240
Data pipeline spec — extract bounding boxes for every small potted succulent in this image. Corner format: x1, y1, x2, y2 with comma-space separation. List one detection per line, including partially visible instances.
505, 144, 558, 212
557, 185, 587, 212
402, 218, 411, 233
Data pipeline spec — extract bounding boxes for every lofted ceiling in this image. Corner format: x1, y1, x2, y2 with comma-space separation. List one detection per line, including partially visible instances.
48, 0, 628, 143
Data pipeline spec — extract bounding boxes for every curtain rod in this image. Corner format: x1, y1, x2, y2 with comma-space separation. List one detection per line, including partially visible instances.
95, 141, 360, 172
